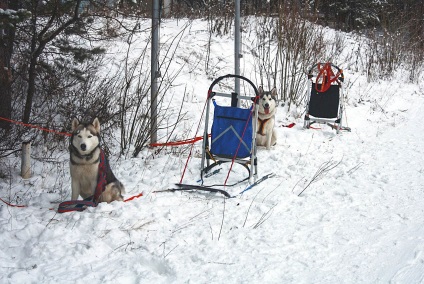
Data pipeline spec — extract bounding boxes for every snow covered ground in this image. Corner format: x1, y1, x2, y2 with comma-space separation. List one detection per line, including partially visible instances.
1, 18, 424, 283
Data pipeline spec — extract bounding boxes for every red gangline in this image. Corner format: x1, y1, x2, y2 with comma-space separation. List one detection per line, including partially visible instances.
0, 116, 71, 137
149, 134, 211, 147
0, 198, 27, 208
0, 116, 209, 148
179, 90, 211, 184
223, 95, 259, 186
124, 192, 144, 202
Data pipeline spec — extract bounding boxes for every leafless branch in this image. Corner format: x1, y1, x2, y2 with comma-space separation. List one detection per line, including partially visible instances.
297, 157, 343, 196
218, 197, 226, 241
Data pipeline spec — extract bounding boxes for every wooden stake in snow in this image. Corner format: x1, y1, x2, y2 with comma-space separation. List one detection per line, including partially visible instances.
21, 141, 31, 179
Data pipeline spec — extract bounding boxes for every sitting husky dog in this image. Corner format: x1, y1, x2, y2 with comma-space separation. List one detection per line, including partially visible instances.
69, 118, 125, 203
256, 86, 277, 150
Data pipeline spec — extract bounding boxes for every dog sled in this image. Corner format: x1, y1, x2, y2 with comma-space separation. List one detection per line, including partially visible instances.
200, 74, 259, 182
174, 74, 262, 197
303, 62, 351, 133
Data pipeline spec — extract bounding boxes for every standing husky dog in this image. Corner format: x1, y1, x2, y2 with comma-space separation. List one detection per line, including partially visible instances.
256, 86, 277, 150
69, 118, 125, 203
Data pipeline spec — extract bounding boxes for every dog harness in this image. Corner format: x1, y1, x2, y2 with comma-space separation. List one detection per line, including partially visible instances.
58, 149, 107, 213
93, 149, 107, 202
257, 118, 271, 136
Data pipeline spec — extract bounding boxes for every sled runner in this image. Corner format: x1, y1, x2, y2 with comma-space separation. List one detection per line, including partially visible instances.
303, 62, 351, 133
160, 173, 275, 198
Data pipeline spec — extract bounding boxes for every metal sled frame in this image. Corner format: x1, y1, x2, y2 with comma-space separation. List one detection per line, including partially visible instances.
303, 63, 350, 133
200, 74, 260, 183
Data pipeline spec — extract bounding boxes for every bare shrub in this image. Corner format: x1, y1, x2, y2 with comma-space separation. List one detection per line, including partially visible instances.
118, 21, 191, 158
249, 8, 326, 110
276, 13, 326, 109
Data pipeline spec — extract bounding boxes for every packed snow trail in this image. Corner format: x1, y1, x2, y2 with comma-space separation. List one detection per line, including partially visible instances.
1, 94, 424, 283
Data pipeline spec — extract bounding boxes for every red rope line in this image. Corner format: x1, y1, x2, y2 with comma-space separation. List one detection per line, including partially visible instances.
179, 90, 211, 184
149, 134, 211, 147
0, 198, 27, 208
0, 116, 71, 137
223, 96, 259, 186
315, 63, 341, 93
124, 192, 143, 202
281, 122, 296, 128
0, 116, 210, 148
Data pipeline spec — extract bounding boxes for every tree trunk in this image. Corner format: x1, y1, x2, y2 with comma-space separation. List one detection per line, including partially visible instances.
0, 0, 14, 130
22, 0, 81, 123
23, 59, 37, 124
22, 1, 39, 124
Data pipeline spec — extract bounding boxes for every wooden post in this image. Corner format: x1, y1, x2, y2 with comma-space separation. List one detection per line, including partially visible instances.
21, 141, 31, 179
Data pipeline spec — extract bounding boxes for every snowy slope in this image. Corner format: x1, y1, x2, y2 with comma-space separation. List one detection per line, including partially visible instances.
1, 18, 424, 283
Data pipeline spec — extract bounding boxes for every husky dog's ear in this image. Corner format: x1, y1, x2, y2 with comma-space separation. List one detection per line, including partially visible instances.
258, 86, 264, 95
92, 117, 100, 133
271, 87, 278, 98
71, 118, 79, 131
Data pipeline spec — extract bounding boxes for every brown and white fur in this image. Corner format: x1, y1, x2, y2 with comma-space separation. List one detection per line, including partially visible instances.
69, 117, 125, 203
256, 86, 277, 150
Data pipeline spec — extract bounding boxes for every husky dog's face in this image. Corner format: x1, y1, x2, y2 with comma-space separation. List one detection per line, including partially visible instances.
258, 86, 277, 115
71, 118, 100, 155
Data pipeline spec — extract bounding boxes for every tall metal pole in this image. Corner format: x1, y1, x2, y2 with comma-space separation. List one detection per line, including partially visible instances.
234, 0, 241, 107
151, 0, 160, 144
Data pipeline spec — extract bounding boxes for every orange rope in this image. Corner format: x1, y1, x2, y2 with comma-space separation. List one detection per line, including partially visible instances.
149, 134, 211, 147
315, 63, 341, 93
0, 116, 209, 148
0, 198, 27, 208
124, 192, 143, 202
223, 96, 259, 186
0, 116, 71, 137
179, 90, 211, 184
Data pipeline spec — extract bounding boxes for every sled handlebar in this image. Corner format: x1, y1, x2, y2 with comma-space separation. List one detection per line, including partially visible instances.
208, 74, 260, 103
308, 62, 344, 82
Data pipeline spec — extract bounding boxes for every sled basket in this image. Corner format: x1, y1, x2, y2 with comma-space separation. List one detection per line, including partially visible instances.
303, 62, 351, 133
210, 102, 253, 159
